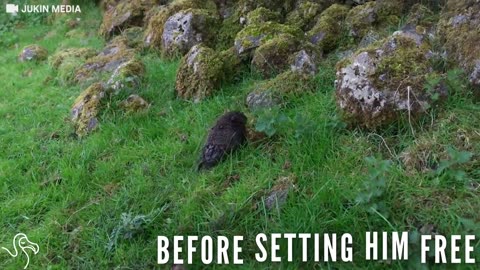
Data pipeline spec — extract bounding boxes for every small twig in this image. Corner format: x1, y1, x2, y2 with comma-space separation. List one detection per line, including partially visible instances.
367, 133, 396, 159
407, 86, 416, 137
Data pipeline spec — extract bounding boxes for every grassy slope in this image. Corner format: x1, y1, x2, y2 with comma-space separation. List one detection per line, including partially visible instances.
0, 4, 479, 270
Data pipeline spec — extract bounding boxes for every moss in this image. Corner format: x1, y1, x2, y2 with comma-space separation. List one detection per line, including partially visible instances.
143, 0, 217, 50
345, 1, 376, 39
107, 57, 145, 93
50, 48, 97, 85
406, 4, 436, 27
307, 4, 350, 53
176, 45, 225, 101
65, 29, 88, 39
400, 111, 479, 173
246, 7, 280, 25
235, 21, 303, 54
437, 0, 480, 87
99, 0, 150, 38
374, 0, 403, 19
120, 94, 150, 112
74, 38, 136, 86
49, 48, 97, 69
71, 83, 106, 137
217, 15, 244, 51
374, 35, 433, 92
219, 47, 248, 82
160, 8, 220, 57
19, 45, 48, 62
116, 26, 144, 48
335, 29, 445, 129
251, 34, 299, 78
255, 70, 316, 95
286, 1, 322, 30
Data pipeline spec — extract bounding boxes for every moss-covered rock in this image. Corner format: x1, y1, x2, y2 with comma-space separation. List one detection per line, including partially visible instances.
405, 3, 436, 28
176, 44, 224, 102
49, 48, 97, 68
257, 70, 317, 94
106, 57, 145, 94
374, 0, 403, 19
19, 44, 48, 62
335, 29, 446, 129
307, 4, 350, 53
437, 0, 480, 91
161, 8, 219, 57
345, 0, 412, 41
120, 94, 150, 112
246, 90, 281, 111
49, 48, 97, 84
114, 26, 145, 48
246, 7, 280, 25
289, 43, 322, 75
71, 83, 106, 137
74, 38, 136, 86
99, 0, 155, 38
143, 0, 217, 50
345, 1, 376, 39
216, 7, 246, 51
246, 70, 316, 110
285, 1, 322, 31
216, 0, 296, 50
234, 21, 303, 55
251, 34, 299, 78
219, 47, 249, 82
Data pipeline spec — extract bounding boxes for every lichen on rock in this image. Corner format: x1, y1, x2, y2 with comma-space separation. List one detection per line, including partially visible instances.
19, 44, 48, 62
175, 44, 224, 102
106, 57, 145, 94
246, 90, 281, 111
143, 0, 217, 50
161, 8, 219, 57
335, 29, 446, 129
289, 44, 322, 76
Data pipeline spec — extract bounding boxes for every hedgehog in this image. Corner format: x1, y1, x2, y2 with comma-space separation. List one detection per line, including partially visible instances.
198, 111, 248, 170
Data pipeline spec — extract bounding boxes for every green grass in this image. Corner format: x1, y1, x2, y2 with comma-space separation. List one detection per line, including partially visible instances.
1, 4, 479, 270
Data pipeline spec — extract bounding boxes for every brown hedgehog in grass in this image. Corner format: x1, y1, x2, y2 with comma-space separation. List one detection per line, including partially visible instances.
198, 111, 248, 170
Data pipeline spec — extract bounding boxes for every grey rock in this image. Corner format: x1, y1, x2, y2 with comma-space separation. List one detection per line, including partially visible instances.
335, 29, 444, 129
19, 45, 48, 62
246, 90, 280, 111
162, 9, 218, 56
290, 50, 318, 76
